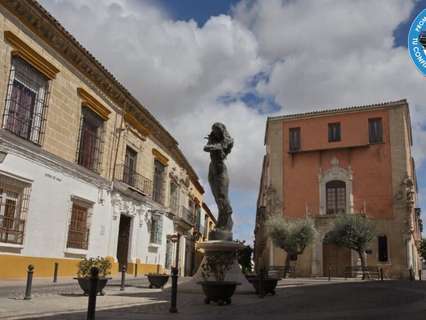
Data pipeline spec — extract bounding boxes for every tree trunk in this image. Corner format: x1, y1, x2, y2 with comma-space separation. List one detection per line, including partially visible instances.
284, 254, 291, 278
358, 250, 367, 280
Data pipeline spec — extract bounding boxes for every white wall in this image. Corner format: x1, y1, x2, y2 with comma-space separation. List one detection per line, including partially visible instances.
0, 152, 111, 258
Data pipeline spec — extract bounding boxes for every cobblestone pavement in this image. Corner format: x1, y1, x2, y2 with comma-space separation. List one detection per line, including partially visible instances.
0, 277, 150, 298
2, 279, 425, 320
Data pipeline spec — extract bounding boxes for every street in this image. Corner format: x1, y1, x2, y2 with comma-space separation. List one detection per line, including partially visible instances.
2, 279, 425, 320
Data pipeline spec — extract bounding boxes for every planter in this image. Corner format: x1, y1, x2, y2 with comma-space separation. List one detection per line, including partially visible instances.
197, 281, 240, 305
247, 277, 280, 295
147, 274, 169, 288
74, 277, 111, 296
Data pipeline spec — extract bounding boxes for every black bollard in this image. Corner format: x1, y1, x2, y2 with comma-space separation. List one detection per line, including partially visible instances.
328, 265, 331, 281
419, 269, 422, 281
24, 265, 34, 300
53, 262, 59, 283
135, 264, 138, 278
409, 268, 414, 281
259, 269, 265, 298
169, 267, 178, 313
120, 265, 126, 291
380, 268, 384, 281
87, 267, 99, 320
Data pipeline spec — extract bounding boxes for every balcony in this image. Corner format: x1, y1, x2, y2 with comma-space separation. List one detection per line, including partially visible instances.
180, 206, 195, 225
0, 216, 25, 245
115, 164, 152, 196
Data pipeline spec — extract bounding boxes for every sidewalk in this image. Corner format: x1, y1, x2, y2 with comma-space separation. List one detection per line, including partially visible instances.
0, 278, 365, 320
0, 283, 167, 320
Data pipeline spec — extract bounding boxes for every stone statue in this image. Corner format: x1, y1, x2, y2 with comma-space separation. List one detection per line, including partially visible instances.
204, 123, 234, 240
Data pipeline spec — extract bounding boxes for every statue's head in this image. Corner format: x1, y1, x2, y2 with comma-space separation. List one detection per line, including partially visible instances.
210, 122, 233, 157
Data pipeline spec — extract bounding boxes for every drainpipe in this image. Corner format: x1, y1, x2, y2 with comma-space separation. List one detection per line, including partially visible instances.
112, 112, 125, 181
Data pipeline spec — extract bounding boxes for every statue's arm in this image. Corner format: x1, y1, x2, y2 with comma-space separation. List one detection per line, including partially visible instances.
204, 143, 223, 152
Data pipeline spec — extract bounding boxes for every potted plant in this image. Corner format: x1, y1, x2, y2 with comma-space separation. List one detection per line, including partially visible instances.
197, 252, 240, 305
74, 257, 112, 295
146, 272, 169, 288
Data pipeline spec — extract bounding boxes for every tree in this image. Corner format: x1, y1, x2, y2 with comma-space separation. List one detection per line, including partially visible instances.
419, 238, 426, 261
237, 242, 253, 274
265, 215, 316, 277
325, 214, 375, 279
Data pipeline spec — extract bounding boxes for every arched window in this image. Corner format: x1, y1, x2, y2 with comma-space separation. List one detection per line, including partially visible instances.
326, 180, 346, 214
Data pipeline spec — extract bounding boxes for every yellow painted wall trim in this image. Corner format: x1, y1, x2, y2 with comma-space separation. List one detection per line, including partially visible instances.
77, 87, 111, 120
124, 112, 150, 137
4, 31, 60, 80
152, 148, 169, 166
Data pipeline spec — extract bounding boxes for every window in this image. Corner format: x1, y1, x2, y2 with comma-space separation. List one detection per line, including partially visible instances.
150, 214, 162, 244
3, 57, 49, 144
152, 160, 166, 204
326, 180, 346, 215
378, 235, 388, 262
0, 175, 30, 245
77, 107, 104, 172
328, 123, 341, 142
169, 181, 179, 214
289, 127, 301, 152
67, 201, 91, 250
123, 146, 137, 186
195, 205, 202, 231
369, 118, 383, 144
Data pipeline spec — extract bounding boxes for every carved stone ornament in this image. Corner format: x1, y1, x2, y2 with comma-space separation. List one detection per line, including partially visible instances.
112, 193, 151, 226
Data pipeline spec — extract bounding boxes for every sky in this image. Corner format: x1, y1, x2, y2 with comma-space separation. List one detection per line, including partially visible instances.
39, 0, 426, 244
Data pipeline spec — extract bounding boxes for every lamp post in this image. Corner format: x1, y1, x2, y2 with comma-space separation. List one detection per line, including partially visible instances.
170, 233, 181, 270
169, 233, 181, 313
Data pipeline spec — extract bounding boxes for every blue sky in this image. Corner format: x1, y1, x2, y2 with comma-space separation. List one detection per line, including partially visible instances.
157, 0, 426, 243
41, 0, 426, 245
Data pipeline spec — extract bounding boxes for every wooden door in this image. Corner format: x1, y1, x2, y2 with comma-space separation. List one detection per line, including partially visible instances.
323, 243, 351, 277
117, 215, 131, 271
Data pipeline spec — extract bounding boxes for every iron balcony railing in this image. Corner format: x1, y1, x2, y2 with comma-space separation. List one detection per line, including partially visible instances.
115, 164, 153, 196
180, 206, 194, 225
0, 216, 25, 244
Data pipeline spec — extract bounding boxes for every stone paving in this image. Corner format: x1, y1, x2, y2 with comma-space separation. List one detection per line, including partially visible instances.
1, 278, 425, 320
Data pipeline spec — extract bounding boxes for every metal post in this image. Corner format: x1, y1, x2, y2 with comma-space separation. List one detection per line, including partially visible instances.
134, 264, 138, 278
53, 262, 59, 283
87, 267, 99, 320
174, 234, 181, 271
380, 268, 384, 281
169, 267, 178, 313
259, 268, 265, 298
419, 269, 422, 281
409, 268, 414, 281
120, 265, 126, 291
24, 265, 34, 300
328, 265, 331, 281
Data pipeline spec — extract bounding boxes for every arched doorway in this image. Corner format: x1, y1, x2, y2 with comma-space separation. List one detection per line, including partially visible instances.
322, 242, 351, 277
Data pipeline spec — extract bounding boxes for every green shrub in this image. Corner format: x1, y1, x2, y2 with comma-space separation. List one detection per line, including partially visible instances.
77, 257, 112, 278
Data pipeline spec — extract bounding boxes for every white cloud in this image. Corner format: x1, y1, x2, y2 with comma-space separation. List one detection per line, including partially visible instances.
40, 0, 426, 238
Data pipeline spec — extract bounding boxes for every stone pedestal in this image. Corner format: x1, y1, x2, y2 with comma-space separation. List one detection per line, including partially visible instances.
178, 240, 253, 294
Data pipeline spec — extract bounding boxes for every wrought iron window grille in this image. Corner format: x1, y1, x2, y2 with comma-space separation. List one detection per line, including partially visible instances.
2, 57, 50, 145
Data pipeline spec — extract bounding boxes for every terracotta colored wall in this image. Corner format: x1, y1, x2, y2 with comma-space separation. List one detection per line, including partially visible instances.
282, 110, 393, 219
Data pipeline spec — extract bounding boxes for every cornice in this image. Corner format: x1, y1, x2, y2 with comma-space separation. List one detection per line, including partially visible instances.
4, 30, 59, 79
152, 148, 169, 166
77, 87, 111, 121
1, 0, 202, 188
124, 112, 150, 137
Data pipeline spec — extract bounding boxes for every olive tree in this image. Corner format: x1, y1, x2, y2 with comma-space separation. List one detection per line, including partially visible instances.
265, 215, 316, 277
419, 238, 426, 261
325, 214, 375, 279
